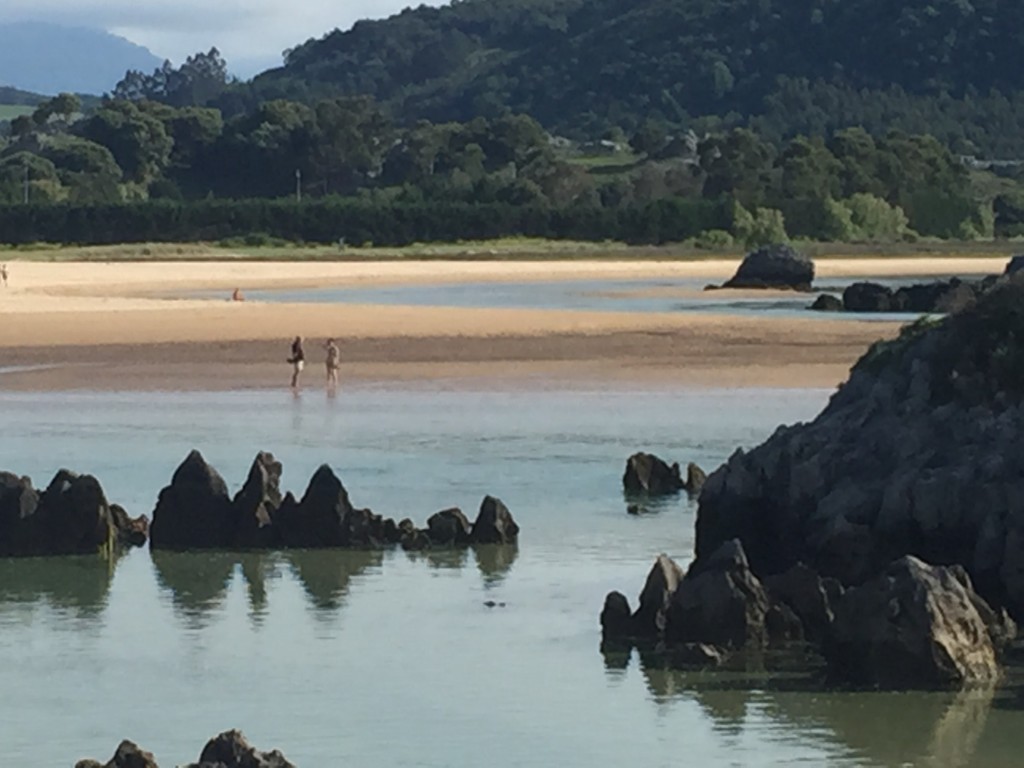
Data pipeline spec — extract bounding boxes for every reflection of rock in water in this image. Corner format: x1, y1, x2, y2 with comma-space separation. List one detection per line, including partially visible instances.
405, 547, 470, 570
237, 552, 274, 619
286, 549, 383, 612
0, 554, 118, 617
152, 551, 235, 623
600, 642, 632, 673
474, 544, 518, 585
762, 685, 994, 768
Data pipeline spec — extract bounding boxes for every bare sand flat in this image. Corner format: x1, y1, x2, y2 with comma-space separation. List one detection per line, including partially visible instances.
0, 257, 1006, 392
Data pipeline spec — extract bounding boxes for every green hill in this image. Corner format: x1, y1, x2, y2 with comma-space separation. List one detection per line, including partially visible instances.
252, 0, 1024, 155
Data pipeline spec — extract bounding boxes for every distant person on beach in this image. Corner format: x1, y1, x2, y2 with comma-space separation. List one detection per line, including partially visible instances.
0, 264, 7, 287
232, 287, 245, 301
324, 338, 341, 389
287, 336, 305, 388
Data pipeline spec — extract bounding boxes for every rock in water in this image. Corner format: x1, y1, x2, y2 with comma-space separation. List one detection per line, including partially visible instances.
811, 293, 843, 312
232, 451, 284, 549
274, 464, 353, 548
665, 539, 771, 649
187, 729, 296, 768
722, 244, 814, 291
843, 281, 893, 312
427, 507, 472, 545
827, 556, 1000, 688
470, 495, 519, 544
75, 740, 158, 768
149, 450, 233, 550
632, 553, 685, 638
623, 452, 684, 495
696, 281, 1024, 618
685, 462, 707, 494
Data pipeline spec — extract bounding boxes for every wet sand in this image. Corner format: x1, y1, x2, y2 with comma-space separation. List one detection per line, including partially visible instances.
0, 258, 1005, 391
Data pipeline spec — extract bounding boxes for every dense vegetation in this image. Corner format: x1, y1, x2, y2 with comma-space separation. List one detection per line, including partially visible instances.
248, 0, 1024, 157
3, 2, 1024, 247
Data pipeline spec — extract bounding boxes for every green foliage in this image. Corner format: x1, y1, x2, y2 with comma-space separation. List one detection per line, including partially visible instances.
693, 229, 734, 249
845, 193, 910, 241
732, 202, 788, 248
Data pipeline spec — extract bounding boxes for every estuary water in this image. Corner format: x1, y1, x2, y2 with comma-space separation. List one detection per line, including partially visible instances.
1, 386, 1023, 767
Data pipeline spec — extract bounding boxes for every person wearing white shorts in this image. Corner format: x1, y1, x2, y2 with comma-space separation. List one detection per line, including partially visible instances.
288, 336, 305, 389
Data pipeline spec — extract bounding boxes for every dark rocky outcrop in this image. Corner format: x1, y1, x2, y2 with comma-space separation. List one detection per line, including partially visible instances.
78, 731, 294, 768
764, 563, 840, 644
721, 244, 815, 291
148, 451, 518, 553
470, 495, 519, 544
0, 469, 146, 557
623, 452, 683, 495
75, 740, 158, 768
231, 451, 283, 549
149, 450, 234, 550
633, 554, 685, 639
427, 507, 472, 546
1004, 255, 1024, 275
623, 453, 706, 496
826, 556, 1000, 688
810, 293, 843, 312
696, 281, 1024, 625
665, 539, 772, 650
185, 729, 296, 768
835, 277, 994, 314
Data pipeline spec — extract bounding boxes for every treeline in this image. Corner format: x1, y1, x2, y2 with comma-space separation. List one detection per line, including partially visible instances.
0, 197, 731, 247
2, 86, 1023, 244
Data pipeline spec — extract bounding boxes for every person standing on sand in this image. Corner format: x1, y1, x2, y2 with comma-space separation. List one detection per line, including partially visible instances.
288, 336, 305, 388
324, 338, 341, 389
0, 264, 7, 287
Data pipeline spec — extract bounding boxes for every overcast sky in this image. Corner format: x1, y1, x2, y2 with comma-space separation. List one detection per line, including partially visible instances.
0, 0, 447, 76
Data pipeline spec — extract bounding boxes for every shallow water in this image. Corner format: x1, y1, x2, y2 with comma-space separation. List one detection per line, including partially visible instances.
231, 275, 965, 322
1, 386, 1022, 767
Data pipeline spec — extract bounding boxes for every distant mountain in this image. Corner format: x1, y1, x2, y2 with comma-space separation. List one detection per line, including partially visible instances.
0, 22, 162, 95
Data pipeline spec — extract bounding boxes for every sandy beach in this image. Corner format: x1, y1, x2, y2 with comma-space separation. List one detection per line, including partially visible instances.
0, 256, 1007, 391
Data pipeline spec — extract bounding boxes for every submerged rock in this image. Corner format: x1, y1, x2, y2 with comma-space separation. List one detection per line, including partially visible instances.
722, 244, 814, 291
827, 556, 1000, 689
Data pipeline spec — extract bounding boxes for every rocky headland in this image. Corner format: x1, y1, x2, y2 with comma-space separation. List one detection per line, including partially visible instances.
604, 278, 1024, 688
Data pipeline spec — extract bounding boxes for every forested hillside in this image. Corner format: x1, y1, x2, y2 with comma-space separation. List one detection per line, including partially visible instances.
253, 0, 1024, 155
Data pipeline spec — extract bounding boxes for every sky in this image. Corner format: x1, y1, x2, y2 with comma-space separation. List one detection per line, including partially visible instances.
0, 0, 448, 77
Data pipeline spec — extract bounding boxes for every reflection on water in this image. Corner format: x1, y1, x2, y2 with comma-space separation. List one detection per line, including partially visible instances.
285, 548, 383, 612
474, 544, 518, 585
0, 555, 117, 617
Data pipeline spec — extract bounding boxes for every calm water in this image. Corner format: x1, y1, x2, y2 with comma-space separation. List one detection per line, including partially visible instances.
227, 274, 968, 322
1, 386, 1022, 767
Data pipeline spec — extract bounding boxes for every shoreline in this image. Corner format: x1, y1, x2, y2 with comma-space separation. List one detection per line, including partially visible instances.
0, 256, 1007, 392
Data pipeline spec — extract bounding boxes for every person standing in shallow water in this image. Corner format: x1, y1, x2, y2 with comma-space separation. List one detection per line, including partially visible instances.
288, 336, 305, 389
324, 338, 341, 390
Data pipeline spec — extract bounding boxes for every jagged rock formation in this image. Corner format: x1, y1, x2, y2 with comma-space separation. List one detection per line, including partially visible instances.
721, 244, 814, 291
623, 452, 706, 496
827, 557, 1000, 688
76, 729, 295, 768
606, 281, 1024, 687
697, 280, 1024, 621
0, 468, 147, 557
149, 451, 518, 552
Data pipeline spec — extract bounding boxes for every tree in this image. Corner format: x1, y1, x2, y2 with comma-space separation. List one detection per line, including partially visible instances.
701, 128, 776, 208
79, 101, 172, 183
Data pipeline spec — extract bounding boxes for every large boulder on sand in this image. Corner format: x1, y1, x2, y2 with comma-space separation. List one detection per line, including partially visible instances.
722, 244, 814, 291
623, 452, 684, 495
149, 450, 233, 550
696, 281, 1024, 620
826, 556, 1000, 688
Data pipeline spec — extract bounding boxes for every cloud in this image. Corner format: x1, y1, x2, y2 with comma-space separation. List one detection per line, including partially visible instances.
0, 0, 446, 72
